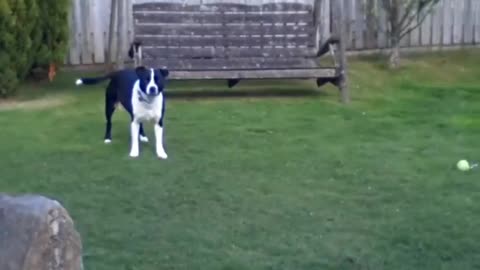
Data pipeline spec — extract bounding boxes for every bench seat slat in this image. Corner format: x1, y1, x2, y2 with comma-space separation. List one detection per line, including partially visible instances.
161, 69, 338, 80
134, 24, 315, 37
142, 47, 316, 59
134, 12, 313, 25
139, 35, 315, 48
142, 57, 322, 70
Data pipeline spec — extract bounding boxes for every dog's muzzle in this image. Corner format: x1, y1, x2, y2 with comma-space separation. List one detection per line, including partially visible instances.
147, 86, 159, 96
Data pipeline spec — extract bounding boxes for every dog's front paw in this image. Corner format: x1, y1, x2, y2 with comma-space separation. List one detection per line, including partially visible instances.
129, 150, 139, 158
156, 149, 168, 160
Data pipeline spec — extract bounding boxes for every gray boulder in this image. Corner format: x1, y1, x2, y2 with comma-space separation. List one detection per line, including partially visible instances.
0, 194, 83, 270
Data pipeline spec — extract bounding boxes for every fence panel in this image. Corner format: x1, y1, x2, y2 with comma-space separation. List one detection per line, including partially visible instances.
65, 0, 480, 65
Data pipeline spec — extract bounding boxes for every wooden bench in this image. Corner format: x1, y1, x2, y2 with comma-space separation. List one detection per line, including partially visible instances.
131, 0, 349, 103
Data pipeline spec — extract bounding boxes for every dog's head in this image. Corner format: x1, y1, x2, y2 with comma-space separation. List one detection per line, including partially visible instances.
135, 66, 170, 97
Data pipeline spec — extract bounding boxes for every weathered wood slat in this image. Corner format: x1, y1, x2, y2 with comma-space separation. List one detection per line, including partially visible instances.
431, 2, 442, 45
420, 10, 432, 46
443, 0, 453, 45
80, 0, 93, 64
142, 47, 316, 59
134, 23, 315, 37
68, 0, 82, 65
409, 17, 420, 46
138, 35, 315, 47
142, 57, 320, 70
133, 2, 313, 12
320, 0, 330, 45
475, 0, 480, 43
161, 68, 338, 80
377, 0, 388, 48
134, 12, 313, 25
343, 0, 354, 49
90, 0, 105, 63
452, 0, 463, 44
354, 0, 364, 50
463, 0, 474, 44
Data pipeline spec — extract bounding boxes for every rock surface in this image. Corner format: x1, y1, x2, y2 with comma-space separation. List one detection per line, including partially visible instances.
0, 194, 83, 270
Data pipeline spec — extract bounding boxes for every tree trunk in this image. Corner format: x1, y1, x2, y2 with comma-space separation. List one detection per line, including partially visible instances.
388, 26, 401, 69
388, 41, 400, 69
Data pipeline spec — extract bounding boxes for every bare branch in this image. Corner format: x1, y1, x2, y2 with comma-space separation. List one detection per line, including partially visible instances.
399, 2, 438, 38
398, 1, 418, 29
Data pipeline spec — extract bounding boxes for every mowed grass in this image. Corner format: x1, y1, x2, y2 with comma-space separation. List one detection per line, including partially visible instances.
1, 50, 480, 270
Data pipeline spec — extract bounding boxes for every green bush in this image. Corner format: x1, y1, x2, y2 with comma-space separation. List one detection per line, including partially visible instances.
0, 0, 18, 97
0, 0, 70, 97
34, 0, 70, 67
11, 0, 40, 79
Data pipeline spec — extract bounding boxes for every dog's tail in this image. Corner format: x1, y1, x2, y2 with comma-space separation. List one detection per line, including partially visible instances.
75, 74, 112, 86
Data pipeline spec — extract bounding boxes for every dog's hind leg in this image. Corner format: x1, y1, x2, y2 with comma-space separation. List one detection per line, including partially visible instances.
139, 124, 149, 143
104, 85, 117, 144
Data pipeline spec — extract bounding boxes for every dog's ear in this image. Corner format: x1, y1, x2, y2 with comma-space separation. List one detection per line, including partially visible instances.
135, 66, 148, 77
157, 67, 169, 78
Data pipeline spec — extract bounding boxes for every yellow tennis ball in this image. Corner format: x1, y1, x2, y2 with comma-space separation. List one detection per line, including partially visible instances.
457, 160, 470, 171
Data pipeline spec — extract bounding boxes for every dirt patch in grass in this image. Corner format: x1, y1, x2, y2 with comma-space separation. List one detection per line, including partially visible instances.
0, 95, 73, 112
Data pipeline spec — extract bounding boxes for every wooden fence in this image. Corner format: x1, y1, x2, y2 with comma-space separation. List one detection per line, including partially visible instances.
66, 0, 480, 66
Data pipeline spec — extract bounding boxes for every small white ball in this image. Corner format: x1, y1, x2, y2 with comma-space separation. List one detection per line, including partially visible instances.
457, 160, 470, 171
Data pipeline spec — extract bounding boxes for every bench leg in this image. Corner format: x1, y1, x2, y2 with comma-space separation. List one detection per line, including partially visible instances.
316, 75, 349, 104
338, 73, 349, 104
227, 79, 240, 88
316, 78, 336, 88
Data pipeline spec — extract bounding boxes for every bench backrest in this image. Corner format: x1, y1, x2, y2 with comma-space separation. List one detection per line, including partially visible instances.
132, 1, 318, 70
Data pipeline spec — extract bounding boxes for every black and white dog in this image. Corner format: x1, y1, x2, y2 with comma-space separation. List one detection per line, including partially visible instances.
75, 66, 170, 159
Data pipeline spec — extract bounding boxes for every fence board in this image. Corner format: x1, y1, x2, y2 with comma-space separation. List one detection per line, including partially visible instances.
410, 18, 421, 47
442, 0, 453, 45
90, 0, 105, 63
377, 1, 387, 48
320, 0, 330, 43
354, 0, 364, 49
364, 0, 376, 49
343, 0, 354, 49
431, 1, 442, 46
420, 11, 432, 46
452, 0, 463, 44
127, 0, 134, 47
80, 0, 93, 64
68, 0, 81, 65
476, 0, 480, 43
463, 0, 474, 44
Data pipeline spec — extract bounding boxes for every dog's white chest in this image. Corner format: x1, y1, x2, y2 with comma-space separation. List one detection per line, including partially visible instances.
132, 84, 163, 122
136, 104, 158, 121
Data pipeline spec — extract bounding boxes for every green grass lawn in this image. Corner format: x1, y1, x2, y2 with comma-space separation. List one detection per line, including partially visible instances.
1, 50, 480, 270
